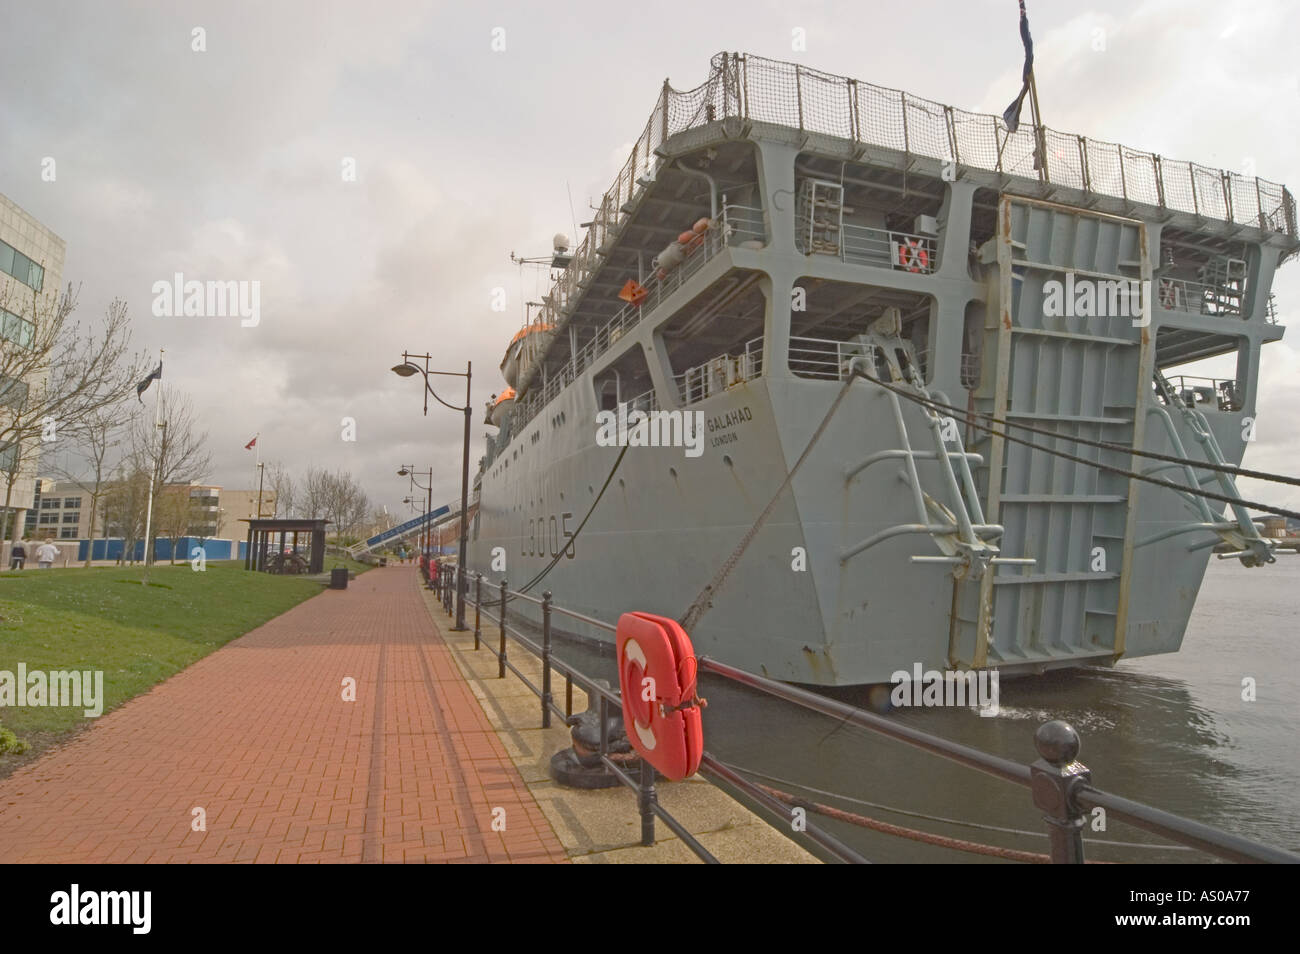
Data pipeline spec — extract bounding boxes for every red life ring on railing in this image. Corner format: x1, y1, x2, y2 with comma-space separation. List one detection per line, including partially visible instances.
616, 612, 704, 781
897, 238, 930, 273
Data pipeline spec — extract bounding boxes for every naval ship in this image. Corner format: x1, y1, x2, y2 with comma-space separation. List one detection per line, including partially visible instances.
467, 52, 1299, 686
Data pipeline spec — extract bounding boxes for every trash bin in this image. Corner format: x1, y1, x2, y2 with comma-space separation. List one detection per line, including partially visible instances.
379, 557, 387, 567
330, 567, 349, 590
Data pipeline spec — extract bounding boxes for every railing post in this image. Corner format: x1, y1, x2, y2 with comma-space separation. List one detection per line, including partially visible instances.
498, 578, 508, 679
474, 573, 482, 650
541, 590, 553, 728
639, 758, 657, 848
1030, 721, 1091, 864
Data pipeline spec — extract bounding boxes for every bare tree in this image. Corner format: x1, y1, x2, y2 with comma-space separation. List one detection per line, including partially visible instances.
46, 407, 129, 565
156, 485, 206, 564
266, 462, 295, 518
299, 467, 369, 542
100, 465, 150, 564
301, 467, 329, 521
0, 290, 144, 548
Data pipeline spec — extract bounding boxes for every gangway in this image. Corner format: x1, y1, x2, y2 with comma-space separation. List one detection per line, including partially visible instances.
349, 503, 457, 557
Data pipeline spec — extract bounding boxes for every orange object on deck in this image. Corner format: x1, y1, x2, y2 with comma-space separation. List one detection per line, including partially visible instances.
618, 279, 648, 305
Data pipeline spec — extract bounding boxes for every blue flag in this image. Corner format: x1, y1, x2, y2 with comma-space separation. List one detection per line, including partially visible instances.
136, 362, 162, 402
1002, 0, 1034, 134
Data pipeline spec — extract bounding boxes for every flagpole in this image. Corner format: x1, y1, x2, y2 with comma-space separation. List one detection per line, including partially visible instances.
253, 432, 263, 518
1028, 69, 1048, 183
141, 349, 164, 577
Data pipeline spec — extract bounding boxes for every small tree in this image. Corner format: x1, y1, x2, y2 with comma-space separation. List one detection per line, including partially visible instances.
267, 462, 295, 518
47, 407, 128, 566
100, 466, 150, 564
156, 485, 205, 565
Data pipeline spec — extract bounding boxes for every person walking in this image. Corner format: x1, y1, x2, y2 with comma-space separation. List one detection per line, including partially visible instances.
35, 539, 59, 569
9, 539, 27, 570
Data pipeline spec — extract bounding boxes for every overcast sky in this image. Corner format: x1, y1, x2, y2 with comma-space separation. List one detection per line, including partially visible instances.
3, 0, 1298, 522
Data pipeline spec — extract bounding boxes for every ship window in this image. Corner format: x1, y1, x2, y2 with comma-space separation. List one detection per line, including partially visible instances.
1154, 330, 1246, 413
789, 277, 934, 383
659, 269, 766, 406
593, 344, 655, 414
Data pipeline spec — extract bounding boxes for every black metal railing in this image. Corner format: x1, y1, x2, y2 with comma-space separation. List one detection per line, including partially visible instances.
430, 569, 1297, 865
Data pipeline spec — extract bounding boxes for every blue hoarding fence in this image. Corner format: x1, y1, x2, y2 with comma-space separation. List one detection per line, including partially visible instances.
77, 538, 242, 562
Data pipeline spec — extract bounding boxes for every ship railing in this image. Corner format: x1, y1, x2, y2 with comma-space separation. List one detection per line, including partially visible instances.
788, 334, 879, 380
673, 336, 765, 406
721, 202, 766, 246
836, 224, 937, 273
1157, 276, 1244, 318
513, 221, 744, 432
439, 570, 1298, 864
529, 51, 1293, 393
1156, 374, 1241, 413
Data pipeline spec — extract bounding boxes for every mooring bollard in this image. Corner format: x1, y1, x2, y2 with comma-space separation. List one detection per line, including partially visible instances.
498, 578, 508, 679
541, 591, 553, 729
474, 573, 482, 650
1031, 720, 1091, 864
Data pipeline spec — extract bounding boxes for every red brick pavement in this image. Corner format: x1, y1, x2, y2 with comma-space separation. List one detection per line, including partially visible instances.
0, 567, 568, 863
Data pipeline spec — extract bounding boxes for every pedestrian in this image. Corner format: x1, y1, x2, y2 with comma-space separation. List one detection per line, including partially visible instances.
9, 539, 27, 570
36, 539, 59, 569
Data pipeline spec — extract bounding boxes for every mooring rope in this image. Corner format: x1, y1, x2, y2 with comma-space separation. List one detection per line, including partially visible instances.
849, 368, 1300, 522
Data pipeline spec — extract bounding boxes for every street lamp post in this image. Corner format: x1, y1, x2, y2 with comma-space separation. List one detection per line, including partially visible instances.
392, 354, 472, 631
398, 466, 434, 568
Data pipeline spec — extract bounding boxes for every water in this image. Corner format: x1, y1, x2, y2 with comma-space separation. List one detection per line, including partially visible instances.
544, 556, 1300, 863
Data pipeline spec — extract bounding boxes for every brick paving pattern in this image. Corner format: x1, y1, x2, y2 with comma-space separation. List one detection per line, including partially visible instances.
0, 567, 568, 863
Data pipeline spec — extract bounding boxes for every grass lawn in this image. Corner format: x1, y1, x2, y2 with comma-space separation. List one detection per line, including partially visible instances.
0, 560, 364, 775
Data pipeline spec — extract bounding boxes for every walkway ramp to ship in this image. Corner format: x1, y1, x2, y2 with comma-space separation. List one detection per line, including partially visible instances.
350, 503, 455, 557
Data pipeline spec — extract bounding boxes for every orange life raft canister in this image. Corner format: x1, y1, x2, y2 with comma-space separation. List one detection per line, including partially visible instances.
616, 612, 704, 781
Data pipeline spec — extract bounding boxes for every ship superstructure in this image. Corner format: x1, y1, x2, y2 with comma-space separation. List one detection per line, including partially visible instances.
467, 52, 1299, 686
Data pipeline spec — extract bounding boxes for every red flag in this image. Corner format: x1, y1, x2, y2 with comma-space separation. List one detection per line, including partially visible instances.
244, 436, 257, 450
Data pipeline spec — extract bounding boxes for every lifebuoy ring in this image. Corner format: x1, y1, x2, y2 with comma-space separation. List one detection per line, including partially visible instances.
616, 612, 704, 781
897, 238, 930, 273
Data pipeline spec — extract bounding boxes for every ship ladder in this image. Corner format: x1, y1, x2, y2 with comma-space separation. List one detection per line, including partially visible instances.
839, 339, 1034, 584
1140, 372, 1274, 566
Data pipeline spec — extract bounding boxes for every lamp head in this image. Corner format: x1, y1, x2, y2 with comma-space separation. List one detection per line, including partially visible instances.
391, 363, 420, 378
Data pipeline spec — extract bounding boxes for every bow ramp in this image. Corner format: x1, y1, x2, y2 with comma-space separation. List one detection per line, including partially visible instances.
949, 196, 1277, 674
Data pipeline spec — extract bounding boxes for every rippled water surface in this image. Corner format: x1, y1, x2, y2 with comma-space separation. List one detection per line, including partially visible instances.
547, 557, 1300, 862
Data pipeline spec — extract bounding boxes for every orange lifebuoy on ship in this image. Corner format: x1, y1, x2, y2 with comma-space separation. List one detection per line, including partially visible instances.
616, 612, 704, 781
897, 238, 929, 273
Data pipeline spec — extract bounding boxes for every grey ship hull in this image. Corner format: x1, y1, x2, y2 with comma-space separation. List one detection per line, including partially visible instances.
469, 359, 1255, 686
466, 53, 1298, 686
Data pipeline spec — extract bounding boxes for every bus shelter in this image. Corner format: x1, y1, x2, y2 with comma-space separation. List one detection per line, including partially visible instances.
242, 518, 330, 574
